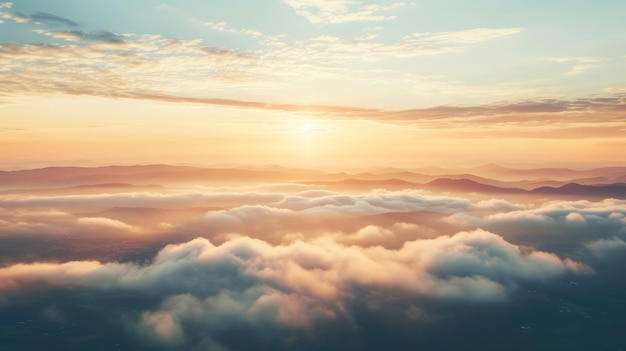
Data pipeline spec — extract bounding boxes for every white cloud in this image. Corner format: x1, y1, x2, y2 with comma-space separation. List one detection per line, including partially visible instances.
270, 27, 523, 65
548, 57, 603, 63
198, 20, 263, 38
0, 189, 472, 215
0, 229, 588, 303
0, 189, 286, 210
566, 64, 601, 76
347, 224, 395, 245
456, 198, 626, 226
284, 0, 408, 24
548, 57, 604, 75
565, 212, 586, 223
474, 198, 527, 211
0, 13, 524, 105
404, 27, 522, 45
77, 217, 142, 232
0, 1, 11, 23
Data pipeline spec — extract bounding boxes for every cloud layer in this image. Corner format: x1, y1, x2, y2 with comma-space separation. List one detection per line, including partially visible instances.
0, 228, 588, 347
0, 179, 624, 350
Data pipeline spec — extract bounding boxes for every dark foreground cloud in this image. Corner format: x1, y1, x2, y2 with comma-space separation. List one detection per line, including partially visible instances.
0, 228, 591, 350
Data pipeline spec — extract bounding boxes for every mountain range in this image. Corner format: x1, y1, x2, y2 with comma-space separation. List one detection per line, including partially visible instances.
1, 164, 625, 199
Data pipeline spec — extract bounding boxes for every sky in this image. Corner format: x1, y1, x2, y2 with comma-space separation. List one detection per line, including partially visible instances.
1, 0, 625, 169
1, 3, 626, 348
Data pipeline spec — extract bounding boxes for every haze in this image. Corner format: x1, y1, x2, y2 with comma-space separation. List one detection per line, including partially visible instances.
1, 1, 625, 350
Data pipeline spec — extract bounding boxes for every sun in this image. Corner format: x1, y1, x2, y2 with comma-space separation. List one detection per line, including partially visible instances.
299, 121, 319, 142
294, 119, 326, 144
301, 121, 314, 134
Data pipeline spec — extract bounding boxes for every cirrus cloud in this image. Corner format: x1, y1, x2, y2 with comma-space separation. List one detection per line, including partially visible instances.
283, 0, 408, 24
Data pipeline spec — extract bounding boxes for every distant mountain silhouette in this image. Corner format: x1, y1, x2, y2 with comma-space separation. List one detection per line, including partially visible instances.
376, 163, 626, 182
0, 165, 198, 186
0, 183, 162, 195
2, 165, 626, 200
532, 183, 626, 199
0, 165, 331, 188
304, 178, 418, 190
467, 164, 626, 181
425, 178, 527, 194
426, 179, 626, 198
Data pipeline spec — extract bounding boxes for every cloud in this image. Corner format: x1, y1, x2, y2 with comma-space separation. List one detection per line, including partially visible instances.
0, 208, 78, 237
548, 57, 603, 63
100, 92, 383, 116
0, 228, 591, 349
0, 1, 11, 23
2, 33, 620, 136
0, 229, 587, 304
193, 190, 471, 237
0, 181, 621, 349
0, 188, 471, 254
33, 29, 127, 43
273, 190, 472, 213
565, 212, 586, 223
10, 11, 79, 27
0, 260, 118, 299
391, 96, 626, 120
199, 46, 256, 59
198, 20, 263, 38
0, 32, 265, 99
474, 198, 528, 212
284, 0, 408, 24
0, 0, 622, 142
483, 199, 626, 224
566, 64, 601, 76
403, 27, 522, 46
2, 188, 624, 257
548, 57, 604, 76
343, 224, 395, 246
0, 189, 283, 211
137, 286, 340, 349
0, 188, 471, 215
270, 27, 523, 65
77, 217, 142, 233
0, 15, 552, 127
97, 93, 626, 137
449, 198, 626, 252
586, 237, 626, 259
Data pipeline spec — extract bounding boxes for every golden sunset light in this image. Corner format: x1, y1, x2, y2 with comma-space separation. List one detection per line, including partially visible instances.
1, 1, 625, 350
